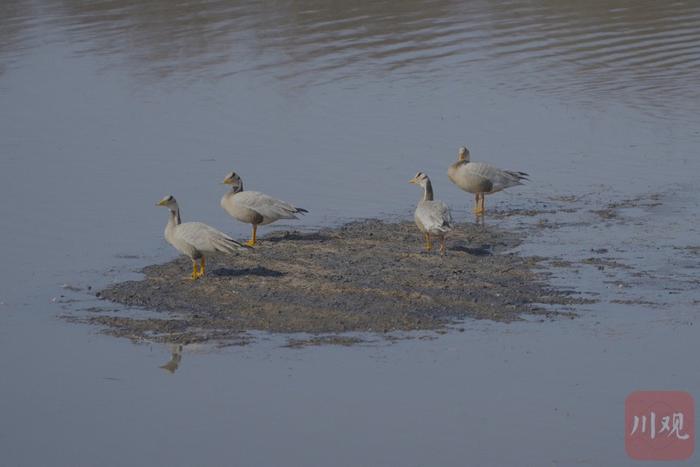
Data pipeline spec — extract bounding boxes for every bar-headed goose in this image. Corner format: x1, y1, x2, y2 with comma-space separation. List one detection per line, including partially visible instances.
447, 146, 528, 215
220, 171, 308, 246
409, 172, 453, 255
156, 195, 248, 279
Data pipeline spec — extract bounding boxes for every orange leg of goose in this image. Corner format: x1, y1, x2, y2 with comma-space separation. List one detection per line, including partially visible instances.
474, 193, 485, 215
191, 260, 199, 280
439, 237, 447, 256
198, 256, 206, 278
246, 224, 258, 247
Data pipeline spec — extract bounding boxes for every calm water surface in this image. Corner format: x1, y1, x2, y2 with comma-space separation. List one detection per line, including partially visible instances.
1, 1, 699, 465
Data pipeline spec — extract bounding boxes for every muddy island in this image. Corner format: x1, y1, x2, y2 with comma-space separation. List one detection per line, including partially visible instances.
94, 219, 587, 344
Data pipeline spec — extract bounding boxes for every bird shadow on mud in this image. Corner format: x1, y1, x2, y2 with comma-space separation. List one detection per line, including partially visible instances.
263, 232, 333, 243
211, 266, 285, 277
450, 244, 493, 256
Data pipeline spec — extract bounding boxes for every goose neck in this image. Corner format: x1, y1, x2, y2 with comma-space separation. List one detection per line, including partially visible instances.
422, 181, 434, 202
169, 208, 181, 226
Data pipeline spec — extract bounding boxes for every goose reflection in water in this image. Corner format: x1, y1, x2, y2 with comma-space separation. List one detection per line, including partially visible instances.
160, 345, 183, 374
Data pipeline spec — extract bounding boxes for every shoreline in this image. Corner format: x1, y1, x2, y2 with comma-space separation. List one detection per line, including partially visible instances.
92, 219, 589, 345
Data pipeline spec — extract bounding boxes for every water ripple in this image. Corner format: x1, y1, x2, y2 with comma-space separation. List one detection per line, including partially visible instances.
1, 0, 698, 118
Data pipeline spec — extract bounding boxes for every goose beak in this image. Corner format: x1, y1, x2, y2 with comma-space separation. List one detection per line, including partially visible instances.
156, 200, 166, 206
408, 178, 417, 184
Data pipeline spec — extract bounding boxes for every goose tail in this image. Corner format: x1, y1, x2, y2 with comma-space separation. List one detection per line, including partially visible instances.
217, 236, 251, 254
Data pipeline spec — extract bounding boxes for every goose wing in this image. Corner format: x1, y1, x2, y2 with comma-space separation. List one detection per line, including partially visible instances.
451, 161, 492, 187
176, 222, 247, 254
416, 201, 453, 234
234, 191, 306, 222
466, 162, 528, 192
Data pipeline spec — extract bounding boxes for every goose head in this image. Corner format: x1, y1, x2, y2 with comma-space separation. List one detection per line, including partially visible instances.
222, 171, 243, 191
458, 146, 470, 161
156, 195, 178, 210
409, 171, 431, 187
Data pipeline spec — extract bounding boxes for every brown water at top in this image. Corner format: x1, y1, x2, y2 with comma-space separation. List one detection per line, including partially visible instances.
4, 0, 698, 116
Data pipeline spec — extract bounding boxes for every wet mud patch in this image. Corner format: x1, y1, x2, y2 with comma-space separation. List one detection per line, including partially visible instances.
94, 220, 585, 345
590, 192, 663, 220
284, 335, 366, 349
517, 190, 700, 311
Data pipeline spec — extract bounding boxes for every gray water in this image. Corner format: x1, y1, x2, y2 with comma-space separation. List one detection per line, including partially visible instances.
1, 1, 700, 465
